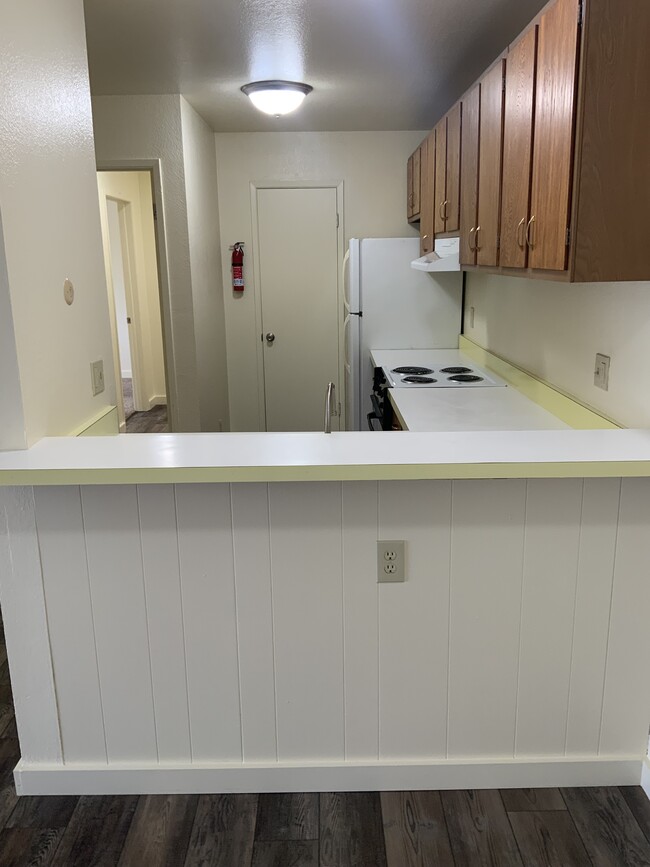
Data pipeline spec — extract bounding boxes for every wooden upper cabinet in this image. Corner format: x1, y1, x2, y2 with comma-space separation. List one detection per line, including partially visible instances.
445, 103, 461, 232
420, 132, 436, 255
407, 0, 650, 281
528, 0, 579, 271
407, 154, 414, 220
500, 27, 537, 269
460, 85, 480, 266
434, 118, 447, 234
476, 61, 505, 267
407, 146, 421, 222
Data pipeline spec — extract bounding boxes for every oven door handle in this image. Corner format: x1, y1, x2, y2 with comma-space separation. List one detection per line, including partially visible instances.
367, 412, 381, 431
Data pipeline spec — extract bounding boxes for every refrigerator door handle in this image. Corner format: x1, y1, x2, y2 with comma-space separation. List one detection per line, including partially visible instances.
342, 248, 350, 310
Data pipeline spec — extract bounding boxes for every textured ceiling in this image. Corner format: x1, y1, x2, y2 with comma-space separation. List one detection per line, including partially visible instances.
83, 0, 548, 132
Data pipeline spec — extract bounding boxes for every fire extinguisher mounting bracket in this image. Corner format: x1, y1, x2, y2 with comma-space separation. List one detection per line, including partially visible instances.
229, 242, 245, 251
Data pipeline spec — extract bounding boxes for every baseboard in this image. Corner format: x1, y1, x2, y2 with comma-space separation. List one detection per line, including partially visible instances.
641, 756, 650, 801
13, 756, 642, 796
147, 395, 167, 409
73, 406, 119, 437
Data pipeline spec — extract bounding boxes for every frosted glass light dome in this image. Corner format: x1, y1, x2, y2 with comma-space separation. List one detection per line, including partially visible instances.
241, 81, 313, 117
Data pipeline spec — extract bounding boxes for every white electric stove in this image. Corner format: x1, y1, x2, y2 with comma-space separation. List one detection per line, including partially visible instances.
371, 349, 507, 389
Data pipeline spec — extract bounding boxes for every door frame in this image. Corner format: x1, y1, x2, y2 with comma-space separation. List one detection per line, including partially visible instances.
96, 160, 176, 432
103, 195, 148, 426
249, 180, 345, 431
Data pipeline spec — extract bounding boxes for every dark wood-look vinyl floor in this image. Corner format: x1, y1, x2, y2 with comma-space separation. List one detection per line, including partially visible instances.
1, 623, 650, 865
124, 404, 168, 433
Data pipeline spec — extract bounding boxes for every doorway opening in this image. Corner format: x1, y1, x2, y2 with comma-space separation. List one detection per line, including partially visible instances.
97, 170, 170, 433
251, 183, 344, 432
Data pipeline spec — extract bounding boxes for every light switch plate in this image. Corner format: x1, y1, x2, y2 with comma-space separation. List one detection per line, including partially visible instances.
594, 353, 610, 391
90, 359, 105, 396
378, 540, 405, 583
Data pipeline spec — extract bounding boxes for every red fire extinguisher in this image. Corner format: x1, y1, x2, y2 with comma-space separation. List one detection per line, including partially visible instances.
231, 242, 244, 292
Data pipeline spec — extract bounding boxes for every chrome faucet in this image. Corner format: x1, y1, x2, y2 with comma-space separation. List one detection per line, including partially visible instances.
324, 382, 338, 433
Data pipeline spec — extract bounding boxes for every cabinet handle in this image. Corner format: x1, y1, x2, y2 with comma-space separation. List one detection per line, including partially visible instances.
526, 215, 536, 248
475, 226, 482, 251
439, 201, 446, 221
469, 227, 476, 251
443, 200, 449, 220
517, 217, 526, 249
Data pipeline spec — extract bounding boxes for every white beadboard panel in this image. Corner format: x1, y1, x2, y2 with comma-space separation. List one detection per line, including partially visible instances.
600, 477, 650, 755
175, 484, 242, 762
269, 482, 345, 761
378, 480, 451, 760
34, 486, 106, 763
342, 481, 379, 761
0, 487, 62, 764
136, 485, 191, 762
230, 483, 277, 762
565, 478, 621, 755
515, 479, 584, 757
448, 479, 526, 758
81, 485, 157, 762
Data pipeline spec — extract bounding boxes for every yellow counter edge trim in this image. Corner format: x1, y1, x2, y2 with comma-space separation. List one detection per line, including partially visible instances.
1, 461, 650, 486
459, 336, 620, 431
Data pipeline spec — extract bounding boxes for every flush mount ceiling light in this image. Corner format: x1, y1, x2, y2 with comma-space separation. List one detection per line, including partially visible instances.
241, 80, 313, 117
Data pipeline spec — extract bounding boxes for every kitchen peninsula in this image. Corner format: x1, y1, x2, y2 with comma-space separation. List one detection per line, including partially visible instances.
1, 415, 650, 796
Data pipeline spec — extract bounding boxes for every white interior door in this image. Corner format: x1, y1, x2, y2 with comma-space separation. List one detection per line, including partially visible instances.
257, 187, 340, 432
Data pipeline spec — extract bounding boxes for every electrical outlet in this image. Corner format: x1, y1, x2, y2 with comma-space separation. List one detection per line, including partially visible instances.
594, 353, 610, 391
90, 359, 105, 396
378, 540, 405, 583
469, 306, 475, 328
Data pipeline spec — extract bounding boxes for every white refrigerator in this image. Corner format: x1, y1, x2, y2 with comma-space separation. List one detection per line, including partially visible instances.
343, 237, 463, 430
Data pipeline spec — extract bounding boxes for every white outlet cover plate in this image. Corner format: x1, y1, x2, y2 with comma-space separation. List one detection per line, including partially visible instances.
90, 359, 105, 396
377, 540, 405, 583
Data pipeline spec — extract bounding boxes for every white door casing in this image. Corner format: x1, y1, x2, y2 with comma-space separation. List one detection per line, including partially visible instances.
252, 183, 344, 432
97, 170, 168, 431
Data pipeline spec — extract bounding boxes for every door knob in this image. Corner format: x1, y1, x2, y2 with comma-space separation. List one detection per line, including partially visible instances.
265, 332, 275, 344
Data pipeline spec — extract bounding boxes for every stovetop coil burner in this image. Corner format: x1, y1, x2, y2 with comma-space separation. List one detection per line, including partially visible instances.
392, 366, 434, 376
447, 374, 484, 383
402, 376, 437, 384
440, 366, 473, 374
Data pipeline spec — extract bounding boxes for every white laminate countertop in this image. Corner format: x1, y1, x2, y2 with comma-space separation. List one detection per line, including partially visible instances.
1, 430, 650, 484
389, 388, 570, 432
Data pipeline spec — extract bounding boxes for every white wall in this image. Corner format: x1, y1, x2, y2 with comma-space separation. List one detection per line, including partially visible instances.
465, 274, 650, 429
0, 0, 117, 446
0, 211, 26, 450
92, 95, 201, 431
214, 131, 426, 431
181, 99, 230, 432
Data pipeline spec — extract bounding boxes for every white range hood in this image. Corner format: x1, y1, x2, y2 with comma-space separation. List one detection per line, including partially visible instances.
411, 237, 460, 272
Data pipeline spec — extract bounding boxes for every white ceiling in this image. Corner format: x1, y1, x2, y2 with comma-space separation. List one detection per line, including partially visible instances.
83, 0, 547, 132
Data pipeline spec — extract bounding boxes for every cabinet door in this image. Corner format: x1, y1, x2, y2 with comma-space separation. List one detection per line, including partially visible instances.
528, 0, 579, 270
420, 133, 436, 254
477, 61, 505, 267
460, 85, 480, 266
412, 146, 421, 219
434, 118, 447, 234
407, 154, 414, 219
445, 103, 462, 232
500, 27, 537, 268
